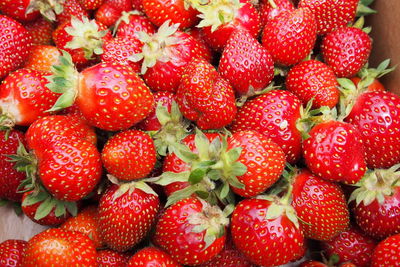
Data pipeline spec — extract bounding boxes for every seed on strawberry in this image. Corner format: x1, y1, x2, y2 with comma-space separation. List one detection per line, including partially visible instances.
95, 0, 132, 27
114, 11, 156, 39
24, 45, 61, 72
371, 233, 400, 267
127, 247, 182, 267
23, 17, 54, 46
0, 239, 27, 267
78, 0, 104, 10
259, 0, 294, 27
97, 249, 130, 267
0, 0, 39, 22
56, 0, 89, 24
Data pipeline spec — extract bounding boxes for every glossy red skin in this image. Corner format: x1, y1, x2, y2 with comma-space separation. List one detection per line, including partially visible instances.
186, 28, 213, 63
322, 27, 372, 78
0, 15, 33, 80
143, 31, 207, 93
0, 0, 39, 22
22, 229, 97, 266
95, 0, 133, 27
0, 130, 26, 202
299, 261, 328, 267
24, 17, 54, 46
98, 184, 160, 252
78, 0, 105, 10
292, 170, 350, 241
323, 227, 376, 267
371, 233, 400, 267
142, 0, 199, 29
230, 90, 303, 164
137, 91, 175, 131
227, 131, 285, 197
56, 0, 89, 25
350, 77, 386, 92
201, 0, 261, 51
299, 0, 358, 34
352, 186, 400, 240
0, 69, 58, 126
24, 45, 61, 72
127, 247, 182, 267
176, 58, 237, 129
102, 130, 156, 181
97, 250, 130, 267
259, 0, 294, 27
219, 29, 274, 96
0, 239, 27, 267
286, 60, 340, 108
154, 197, 226, 265
231, 198, 306, 266
77, 62, 154, 131
115, 13, 156, 39
303, 121, 367, 185
132, 0, 144, 11
262, 8, 317, 66
345, 91, 400, 168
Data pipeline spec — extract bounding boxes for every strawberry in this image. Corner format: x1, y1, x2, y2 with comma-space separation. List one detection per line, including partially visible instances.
302, 121, 367, 185
231, 194, 306, 266
78, 0, 104, 10
22, 228, 97, 266
176, 58, 237, 129
132, 0, 144, 12
46, 52, 154, 131
0, 15, 33, 80
114, 11, 156, 39
23, 17, 54, 45
230, 90, 303, 164
292, 169, 350, 241
102, 130, 157, 181
262, 7, 317, 66
0, 0, 39, 22
371, 233, 400, 267
24, 45, 61, 72
97, 250, 130, 267
142, 0, 199, 29
321, 27, 372, 78
351, 77, 385, 92
0, 68, 58, 127
323, 227, 376, 267
298, 0, 358, 34
185, 27, 213, 62
196, 0, 261, 51
0, 239, 27, 267
299, 261, 328, 267
286, 60, 340, 108
154, 197, 228, 265
127, 247, 182, 267
95, 0, 132, 27
349, 165, 400, 240
98, 180, 160, 252
56, 0, 89, 25
259, 0, 294, 27
219, 29, 274, 96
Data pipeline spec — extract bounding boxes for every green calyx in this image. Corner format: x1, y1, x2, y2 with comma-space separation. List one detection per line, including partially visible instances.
65, 16, 108, 60
45, 50, 79, 112
108, 175, 158, 201
349, 164, 400, 207
0, 112, 15, 135
356, 0, 377, 17
26, 0, 65, 21
129, 20, 182, 74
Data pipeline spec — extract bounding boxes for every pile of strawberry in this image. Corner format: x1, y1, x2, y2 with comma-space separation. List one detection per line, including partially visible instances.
0, 0, 399, 266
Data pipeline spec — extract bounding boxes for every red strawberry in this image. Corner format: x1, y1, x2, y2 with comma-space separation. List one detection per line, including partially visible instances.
154, 197, 228, 266
262, 7, 317, 66
219, 29, 274, 96
0, 239, 27, 267
230, 90, 303, 164
286, 60, 340, 108
292, 169, 350, 241
23, 17, 54, 46
176, 58, 237, 129
351, 77, 386, 92
24, 45, 61, 72
132, 0, 144, 11
142, 0, 199, 29
127, 247, 182, 267
102, 130, 156, 181
323, 227, 376, 267
259, 0, 294, 27
0, 68, 58, 127
231, 195, 306, 266
57, 0, 89, 25
78, 0, 104, 10
114, 11, 156, 39
95, 0, 132, 27
98, 181, 160, 252
22, 228, 97, 266
299, 261, 328, 267
303, 121, 367, 185
298, 0, 358, 34
0, 15, 33, 79
0, 0, 39, 22
97, 250, 130, 267
371, 233, 400, 267
321, 27, 372, 78
185, 27, 213, 62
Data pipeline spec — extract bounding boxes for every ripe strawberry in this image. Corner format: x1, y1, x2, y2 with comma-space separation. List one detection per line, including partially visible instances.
98, 181, 160, 252
351, 77, 385, 92
299, 261, 328, 267
0, 68, 58, 127
286, 60, 340, 108
303, 121, 367, 185
22, 228, 97, 266
78, 0, 104, 10
176, 58, 237, 129
0, 15, 33, 80
23, 17, 54, 45
114, 11, 156, 39
56, 0, 89, 25
24, 45, 61, 72
0, 0, 39, 22
262, 7, 317, 66
230, 90, 303, 164
298, 0, 358, 34
323, 227, 376, 267
231, 195, 306, 266
371, 233, 400, 267
219, 29, 274, 96
0, 239, 27, 267
132, 0, 144, 11
95, 0, 132, 27
154, 197, 228, 265
102, 130, 156, 181
185, 27, 213, 62
259, 0, 294, 27
292, 169, 350, 241
46, 52, 154, 131
321, 27, 372, 78
97, 250, 130, 267
127, 247, 182, 267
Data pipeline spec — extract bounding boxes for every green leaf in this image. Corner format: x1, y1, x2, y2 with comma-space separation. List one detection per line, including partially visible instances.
22, 191, 48, 207
265, 203, 284, 220
203, 230, 217, 249
134, 181, 158, 196
166, 186, 197, 207
226, 147, 242, 163
231, 162, 247, 176
222, 204, 234, 217
55, 201, 66, 217
149, 171, 190, 186
189, 168, 206, 185
337, 78, 357, 91
207, 169, 222, 181
0, 199, 8, 207
195, 190, 209, 200
65, 201, 78, 217
228, 175, 245, 189
12, 203, 23, 216
195, 129, 210, 160
34, 197, 56, 220
47, 89, 76, 112
173, 143, 199, 163
220, 183, 230, 200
